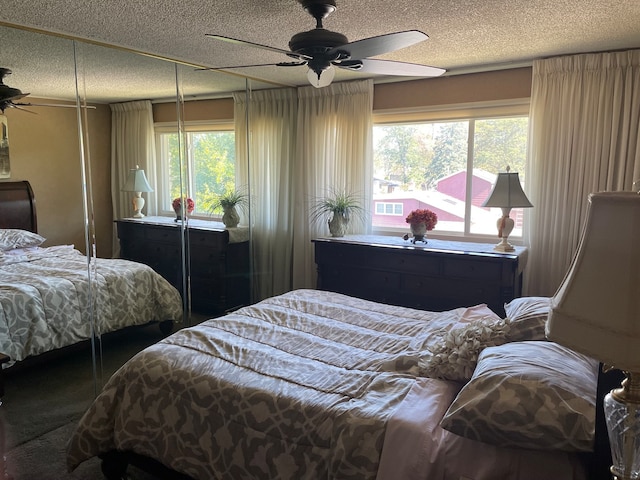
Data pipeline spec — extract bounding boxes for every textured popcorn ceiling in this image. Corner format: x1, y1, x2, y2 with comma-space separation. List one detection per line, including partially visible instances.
0, 0, 639, 103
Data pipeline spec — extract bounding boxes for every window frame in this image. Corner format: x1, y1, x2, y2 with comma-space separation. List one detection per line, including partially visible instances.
155, 120, 235, 220
371, 99, 530, 243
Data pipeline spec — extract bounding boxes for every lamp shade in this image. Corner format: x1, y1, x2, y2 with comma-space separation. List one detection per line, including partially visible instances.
482, 170, 533, 208
547, 191, 640, 372
122, 166, 153, 193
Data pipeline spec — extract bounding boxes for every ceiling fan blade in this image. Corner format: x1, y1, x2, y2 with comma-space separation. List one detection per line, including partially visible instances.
17, 102, 97, 110
341, 58, 445, 77
11, 104, 37, 114
196, 61, 306, 72
328, 30, 428, 60
205, 34, 311, 61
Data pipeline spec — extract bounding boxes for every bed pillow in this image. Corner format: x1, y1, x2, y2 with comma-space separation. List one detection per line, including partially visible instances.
418, 313, 511, 381
503, 296, 551, 342
0, 229, 46, 251
440, 341, 599, 452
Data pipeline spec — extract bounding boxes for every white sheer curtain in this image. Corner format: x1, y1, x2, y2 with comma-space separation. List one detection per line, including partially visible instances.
234, 88, 297, 301
525, 50, 640, 295
292, 79, 373, 289
110, 100, 158, 254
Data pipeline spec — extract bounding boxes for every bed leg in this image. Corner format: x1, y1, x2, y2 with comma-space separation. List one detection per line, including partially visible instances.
100, 451, 128, 480
158, 320, 174, 336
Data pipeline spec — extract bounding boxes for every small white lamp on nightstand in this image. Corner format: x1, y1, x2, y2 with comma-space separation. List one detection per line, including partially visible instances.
122, 165, 153, 218
482, 166, 533, 252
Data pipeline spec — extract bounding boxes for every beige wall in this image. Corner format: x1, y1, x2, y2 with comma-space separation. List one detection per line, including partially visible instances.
5, 99, 113, 257
4, 67, 531, 259
374, 67, 532, 110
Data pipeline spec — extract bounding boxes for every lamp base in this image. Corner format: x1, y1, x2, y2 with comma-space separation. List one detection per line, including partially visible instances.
493, 211, 516, 252
604, 370, 640, 480
493, 239, 516, 252
131, 193, 146, 218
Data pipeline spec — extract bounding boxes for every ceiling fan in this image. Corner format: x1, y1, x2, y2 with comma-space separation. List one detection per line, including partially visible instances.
0, 67, 94, 114
204, 0, 445, 88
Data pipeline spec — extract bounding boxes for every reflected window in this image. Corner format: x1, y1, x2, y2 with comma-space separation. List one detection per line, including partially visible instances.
156, 124, 236, 218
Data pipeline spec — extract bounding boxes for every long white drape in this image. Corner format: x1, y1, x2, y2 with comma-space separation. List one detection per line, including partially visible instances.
292, 80, 373, 289
525, 50, 640, 296
110, 100, 157, 255
234, 79, 373, 300
234, 87, 297, 301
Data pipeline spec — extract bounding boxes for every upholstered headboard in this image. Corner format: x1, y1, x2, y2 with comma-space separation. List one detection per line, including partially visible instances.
0, 181, 38, 233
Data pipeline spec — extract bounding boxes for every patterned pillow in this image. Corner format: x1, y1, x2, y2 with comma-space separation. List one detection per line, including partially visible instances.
503, 296, 551, 342
440, 341, 599, 452
0, 229, 46, 251
418, 313, 512, 381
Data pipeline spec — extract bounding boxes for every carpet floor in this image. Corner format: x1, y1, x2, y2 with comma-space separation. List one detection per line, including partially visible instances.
2, 322, 174, 479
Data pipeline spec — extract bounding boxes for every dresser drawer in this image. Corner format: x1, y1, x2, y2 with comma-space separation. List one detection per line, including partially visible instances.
145, 226, 181, 243
443, 258, 502, 280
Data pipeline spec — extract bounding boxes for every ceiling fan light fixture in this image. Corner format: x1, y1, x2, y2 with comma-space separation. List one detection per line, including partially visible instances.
307, 64, 335, 88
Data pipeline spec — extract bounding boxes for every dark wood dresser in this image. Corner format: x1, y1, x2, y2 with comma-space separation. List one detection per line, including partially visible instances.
116, 217, 250, 315
313, 235, 528, 316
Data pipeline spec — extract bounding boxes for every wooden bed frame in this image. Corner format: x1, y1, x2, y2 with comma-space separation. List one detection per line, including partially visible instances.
0, 180, 38, 233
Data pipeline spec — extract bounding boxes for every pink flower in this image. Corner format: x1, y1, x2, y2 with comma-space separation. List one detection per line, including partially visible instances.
405, 209, 438, 230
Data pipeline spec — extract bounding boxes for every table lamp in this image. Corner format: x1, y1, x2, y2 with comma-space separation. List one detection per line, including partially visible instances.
482, 166, 533, 252
122, 165, 153, 218
547, 191, 640, 480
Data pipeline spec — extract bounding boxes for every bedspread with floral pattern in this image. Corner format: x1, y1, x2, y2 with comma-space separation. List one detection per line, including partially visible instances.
66, 289, 477, 479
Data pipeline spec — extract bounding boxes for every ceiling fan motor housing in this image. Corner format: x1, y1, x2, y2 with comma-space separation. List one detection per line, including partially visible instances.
289, 29, 348, 56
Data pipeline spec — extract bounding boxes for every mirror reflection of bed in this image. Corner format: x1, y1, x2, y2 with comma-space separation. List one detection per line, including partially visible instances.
0, 180, 182, 365
0, 180, 184, 476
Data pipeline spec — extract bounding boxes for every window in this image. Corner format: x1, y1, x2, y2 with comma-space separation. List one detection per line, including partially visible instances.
156, 124, 235, 217
375, 202, 404, 215
372, 104, 529, 240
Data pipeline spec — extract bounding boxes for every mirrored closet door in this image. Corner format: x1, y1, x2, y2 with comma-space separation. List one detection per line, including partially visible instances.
0, 25, 251, 472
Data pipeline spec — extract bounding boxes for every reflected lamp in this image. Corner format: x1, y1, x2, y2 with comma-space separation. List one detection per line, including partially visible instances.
482, 166, 533, 252
122, 165, 153, 218
547, 191, 640, 480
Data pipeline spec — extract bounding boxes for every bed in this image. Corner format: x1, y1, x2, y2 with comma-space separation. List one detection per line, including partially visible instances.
0, 180, 183, 367
66, 288, 612, 480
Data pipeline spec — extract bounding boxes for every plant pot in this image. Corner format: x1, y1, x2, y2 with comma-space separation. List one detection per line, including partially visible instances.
328, 213, 349, 237
222, 205, 240, 228
410, 222, 428, 243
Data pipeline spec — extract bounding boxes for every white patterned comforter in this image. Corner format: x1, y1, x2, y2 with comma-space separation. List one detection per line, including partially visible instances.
0, 245, 183, 366
66, 289, 587, 480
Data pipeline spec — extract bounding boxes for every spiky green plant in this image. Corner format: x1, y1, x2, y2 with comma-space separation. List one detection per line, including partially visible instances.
210, 187, 249, 214
309, 189, 366, 225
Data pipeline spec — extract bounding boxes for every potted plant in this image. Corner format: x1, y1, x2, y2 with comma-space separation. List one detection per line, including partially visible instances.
210, 187, 248, 228
310, 189, 366, 237
404, 208, 438, 243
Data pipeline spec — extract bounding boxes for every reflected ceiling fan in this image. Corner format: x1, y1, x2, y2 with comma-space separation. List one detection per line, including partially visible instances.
204, 0, 445, 88
0, 67, 94, 114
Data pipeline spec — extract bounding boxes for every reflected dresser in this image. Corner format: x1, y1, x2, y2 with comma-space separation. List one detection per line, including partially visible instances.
116, 217, 250, 315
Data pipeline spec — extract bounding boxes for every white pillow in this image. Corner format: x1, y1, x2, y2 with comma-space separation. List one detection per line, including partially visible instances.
0, 229, 46, 251
418, 314, 511, 381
